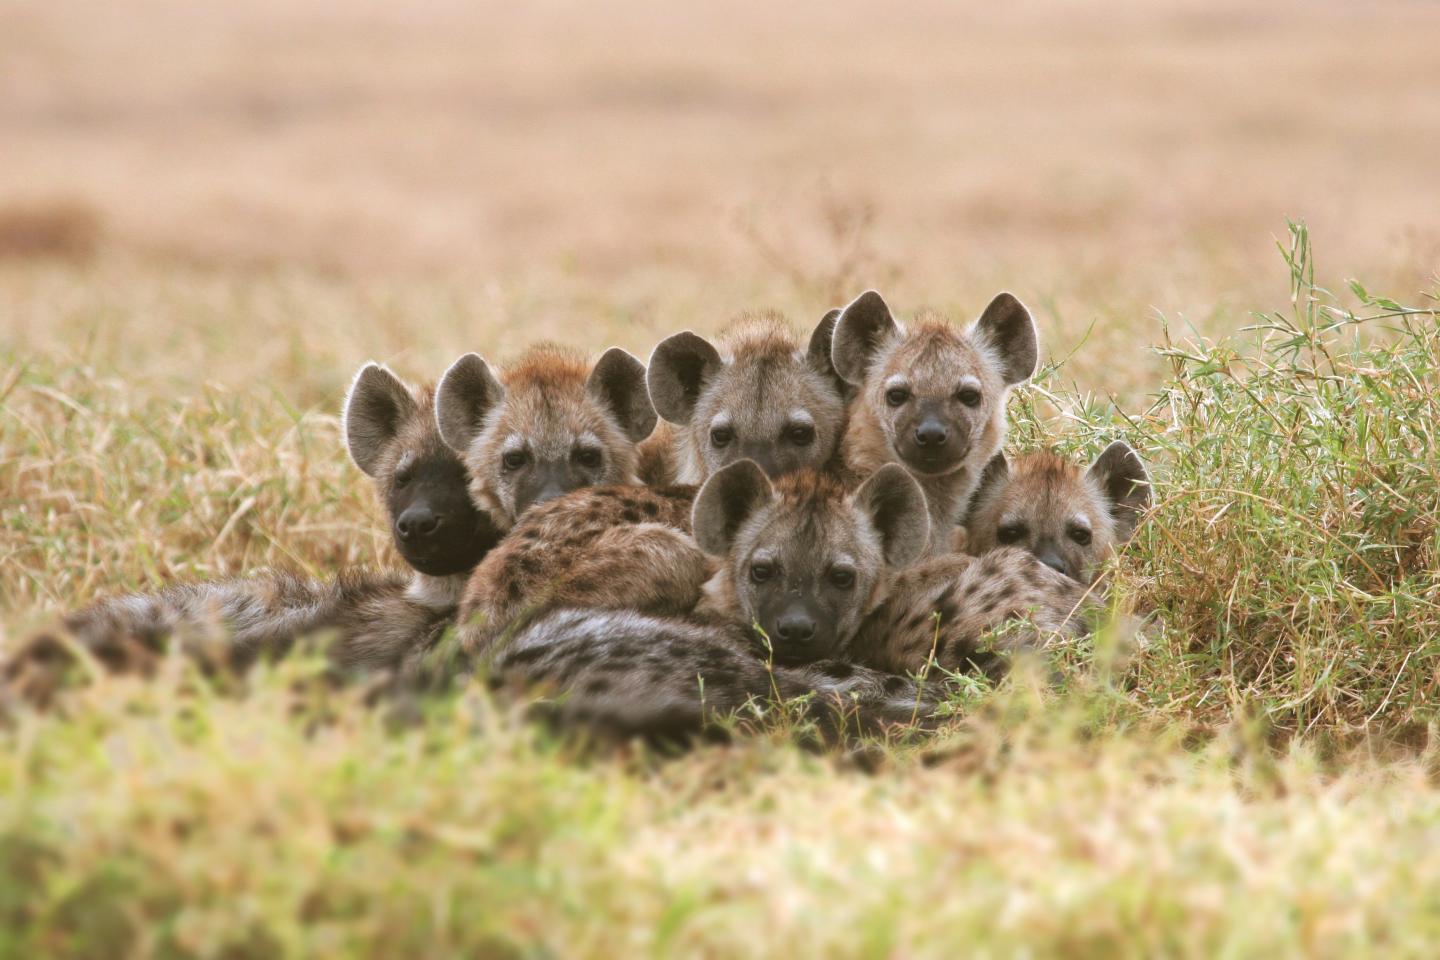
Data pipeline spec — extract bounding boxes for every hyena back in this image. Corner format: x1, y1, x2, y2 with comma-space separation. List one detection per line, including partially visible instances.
833, 290, 1038, 553
964, 441, 1151, 584
494, 607, 939, 743
638, 310, 848, 485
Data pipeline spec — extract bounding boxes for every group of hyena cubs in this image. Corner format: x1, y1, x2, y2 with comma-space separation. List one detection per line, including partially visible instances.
8, 289, 1151, 741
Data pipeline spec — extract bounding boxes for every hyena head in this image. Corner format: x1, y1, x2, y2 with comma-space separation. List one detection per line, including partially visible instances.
434, 344, 656, 529
646, 310, 848, 482
964, 441, 1151, 584
833, 289, 1038, 486
693, 460, 929, 664
343, 363, 498, 577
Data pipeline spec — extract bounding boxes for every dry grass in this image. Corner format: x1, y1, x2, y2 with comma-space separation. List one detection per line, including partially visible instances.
4, 2, 1440, 956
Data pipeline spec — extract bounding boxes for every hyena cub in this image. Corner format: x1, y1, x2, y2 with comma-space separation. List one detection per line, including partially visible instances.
5, 364, 500, 702
637, 310, 848, 485
693, 461, 1088, 677
832, 290, 1038, 553
964, 441, 1151, 584
434, 344, 656, 530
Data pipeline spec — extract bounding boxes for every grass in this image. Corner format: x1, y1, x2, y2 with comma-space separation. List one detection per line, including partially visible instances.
3, 228, 1440, 957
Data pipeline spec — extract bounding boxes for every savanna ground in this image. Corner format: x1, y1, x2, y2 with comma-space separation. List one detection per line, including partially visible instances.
3, 1, 1440, 956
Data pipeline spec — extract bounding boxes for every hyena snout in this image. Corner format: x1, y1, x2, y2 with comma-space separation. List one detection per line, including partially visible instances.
395, 504, 441, 540
898, 403, 970, 473
389, 459, 493, 577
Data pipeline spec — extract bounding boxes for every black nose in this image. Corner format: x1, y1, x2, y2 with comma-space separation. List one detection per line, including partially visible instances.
1037, 549, 1069, 577
396, 506, 442, 541
914, 421, 948, 447
775, 612, 816, 644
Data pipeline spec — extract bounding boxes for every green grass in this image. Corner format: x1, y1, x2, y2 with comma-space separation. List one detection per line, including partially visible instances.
3, 227, 1440, 958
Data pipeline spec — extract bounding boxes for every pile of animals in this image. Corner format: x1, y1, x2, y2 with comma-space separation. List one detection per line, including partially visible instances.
6, 290, 1151, 741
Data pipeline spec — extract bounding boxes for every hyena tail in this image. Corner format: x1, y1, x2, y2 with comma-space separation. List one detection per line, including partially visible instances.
493, 608, 941, 745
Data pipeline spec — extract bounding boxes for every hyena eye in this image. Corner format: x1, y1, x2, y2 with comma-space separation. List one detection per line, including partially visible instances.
501, 450, 529, 471
955, 387, 981, 407
885, 387, 911, 407
827, 566, 856, 590
1068, 525, 1093, 546
393, 468, 414, 488
749, 560, 774, 584
997, 523, 1027, 544
710, 426, 734, 448
786, 423, 815, 446
572, 447, 603, 469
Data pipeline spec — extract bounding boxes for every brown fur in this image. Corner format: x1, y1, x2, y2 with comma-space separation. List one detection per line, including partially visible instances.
436, 344, 655, 530
964, 442, 1151, 584
833, 291, 1038, 554
638, 310, 847, 484
454, 484, 707, 659
692, 462, 1087, 678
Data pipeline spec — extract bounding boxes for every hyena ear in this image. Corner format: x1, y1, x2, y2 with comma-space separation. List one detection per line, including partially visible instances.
691, 459, 775, 556
587, 347, 657, 442
647, 331, 723, 425
343, 362, 419, 477
1086, 440, 1151, 543
963, 451, 1011, 527
853, 464, 931, 568
971, 292, 1039, 386
831, 290, 899, 386
806, 308, 846, 387
435, 353, 505, 454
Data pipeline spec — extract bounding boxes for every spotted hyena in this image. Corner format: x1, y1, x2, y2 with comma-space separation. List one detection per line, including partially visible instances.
832, 289, 1038, 553
963, 441, 1151, 584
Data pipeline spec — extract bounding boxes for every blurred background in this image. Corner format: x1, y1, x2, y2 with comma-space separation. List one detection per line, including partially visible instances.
3, 0, 1439, 402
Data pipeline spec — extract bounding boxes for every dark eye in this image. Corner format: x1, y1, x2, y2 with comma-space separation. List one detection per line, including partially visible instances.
573, 447, 602, 469
786, 423, 815, 447
710, 427, 733, 448
828, 566, 856, 590
749, 561, 774, 584
886, 387, 910, 407
955, 387, 981, 407
997, 523, 1027, 544
393, 469, 413, 488
1068, 525, 1092, 546
501, 450, 529, 471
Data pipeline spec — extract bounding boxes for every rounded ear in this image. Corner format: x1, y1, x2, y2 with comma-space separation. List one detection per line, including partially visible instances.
691, 459, 775, 557
971, 292, 1038, 386
647, 331, 723, 425
434, 353, 505, 454
831, 290, 899, 386
1086, 440, 1151, 543
853, 464, 930, 568
343, 362, 418, 477
806, 308, 846, 383
587, 347, 657, 443
963, 451, 1010, 527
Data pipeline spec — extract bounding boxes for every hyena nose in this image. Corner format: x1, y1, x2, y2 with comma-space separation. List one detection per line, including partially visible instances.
913, 421, 948, 447
774, 612, 817, 644
396, 506, 442, 541
1036, 548, 1070, 578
